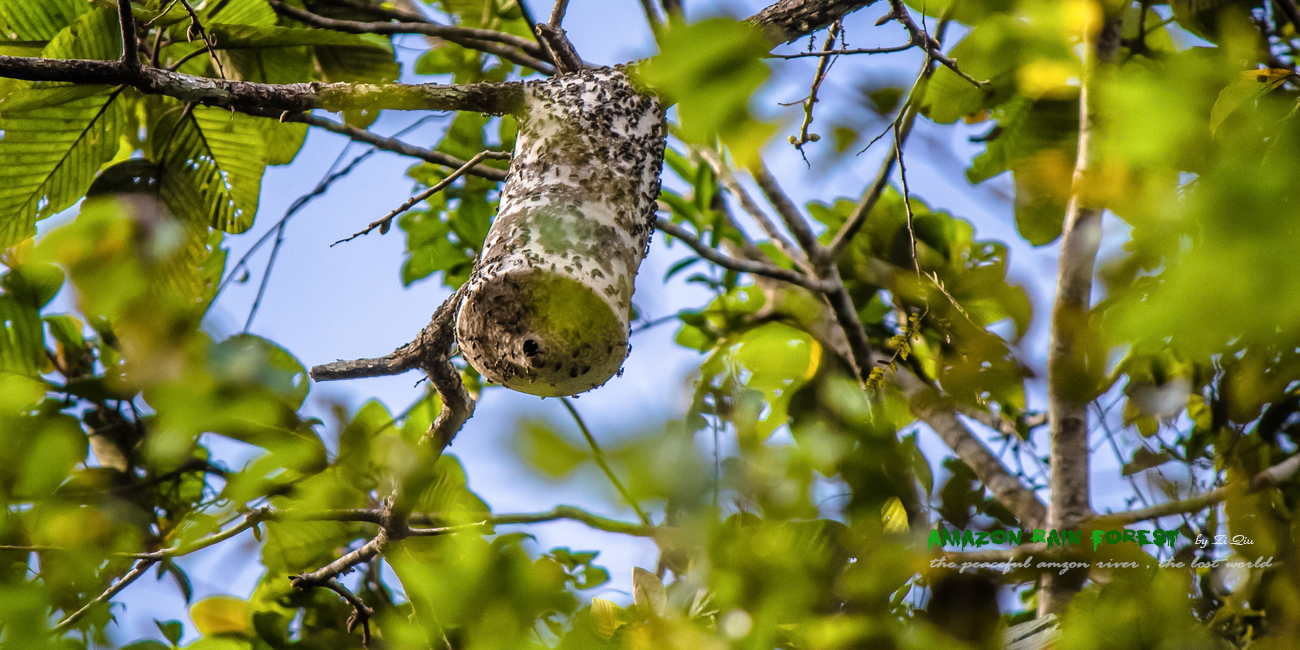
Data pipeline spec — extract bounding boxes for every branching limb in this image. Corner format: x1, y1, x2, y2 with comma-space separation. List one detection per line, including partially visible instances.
1091, 454, 1300, 528
535, 23, 584, 74
323, 578, 374, 648
790, 22, 841, 157
274, 505, 658, 537
311, 288, 474, 452
561, 398, 653, 526
882, 0, 987, 88
827, 32, 932, 259
52, 559, 157, 634
696, 148, 810, 273
266, 0, 555, 74
334, 150, 510, 245
0, 53, 524, 114
655, 218, 829, 292
772, 43, 913, 58
894, 369, 1049, 528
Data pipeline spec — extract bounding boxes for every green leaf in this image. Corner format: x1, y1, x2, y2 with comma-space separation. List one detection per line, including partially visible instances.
0, 0, 87, 40
154, 105, 268, 233
1122, 447, 1175, 476
967, 96, 1077, 245
190, 596, 251, 637
0, 8, 128, 247
156, 619, 185, 646
122, 641, 171, 650
516, 421, 588, 479
200, 0, 275, 28
1209, 69, 1295, 136
210, 334, 310, 410
0, 295, 45, 376
1, 263, 64, 309
638, 18, 776, 167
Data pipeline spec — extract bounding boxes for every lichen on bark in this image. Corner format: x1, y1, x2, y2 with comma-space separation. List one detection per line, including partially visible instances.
456, 67, 666, 397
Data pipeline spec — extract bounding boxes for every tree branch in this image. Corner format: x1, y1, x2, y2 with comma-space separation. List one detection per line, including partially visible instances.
894, 368, 1049, 528
117, 0, 139, 69
52, 559, 157, 634
1090, 454, 1300, 528
696, 148, 810, 273
0, 54, 524, 114
334, 150, 510, 244
1039, 16, 1122, 616
655, 218, 830, 292
311, 288, 474, 452
266, 0, 555, 74
749, 0, 882, 44
561, 398, 653, 526
280, 113, 508, 181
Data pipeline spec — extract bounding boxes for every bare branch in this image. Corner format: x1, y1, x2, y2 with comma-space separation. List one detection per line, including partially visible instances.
655, 218, 830, 292
562, 398, 653, 526
0, 54, 524, 114
790, 23, 840, 155
550, 0, 572, 27
1090, 453, 1300, 528
266, 0, 555, 74
883, 0, 988, 88
696, 148, 810, 273
322, 579, 374, 648
827, 37, 931, 259
311, 288, 474, 452
535, 22, 585, 74
1039, 16, 1123, 617
272, 504, 657, 537
53, 559, 157, 634
749, 0, 882, 44
772, 43, 913, 58
334, 150, 510, 245
284, 113, 508, 181
117, 0, 139, 69
894, 369, 1049, 528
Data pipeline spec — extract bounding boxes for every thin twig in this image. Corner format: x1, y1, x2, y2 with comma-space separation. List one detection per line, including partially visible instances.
696, 147, 810, 274
266, 0, 554, 73
214, 144, 378, 303
289, 112, 509, 181
333, 150, 508, 245
884, 0, 987, 88
827, 18, 941, 259
772, 43, 913, 58
323, 579, 374, 648
561, 398, 653, 526
790, 22, 841, 160
177, 0, 226, 79
243, 218, 288, 332
655, 218, 829, 292
549, 0, 572, 27
117, 0, 139, 69
52, 560, 157, 633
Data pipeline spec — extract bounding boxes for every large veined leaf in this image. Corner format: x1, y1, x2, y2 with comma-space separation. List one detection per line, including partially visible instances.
0, 0, 87, 40
0, 9, 127, 246
0, 92, 126, 246
201, 0, 276, 27
154, 106, 269, 233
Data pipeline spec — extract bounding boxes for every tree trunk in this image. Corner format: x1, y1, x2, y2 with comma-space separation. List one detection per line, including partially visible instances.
456, 68, 666, 397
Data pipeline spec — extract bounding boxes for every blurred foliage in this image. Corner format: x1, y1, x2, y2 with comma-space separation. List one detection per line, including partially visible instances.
0, 0, 1299, 649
